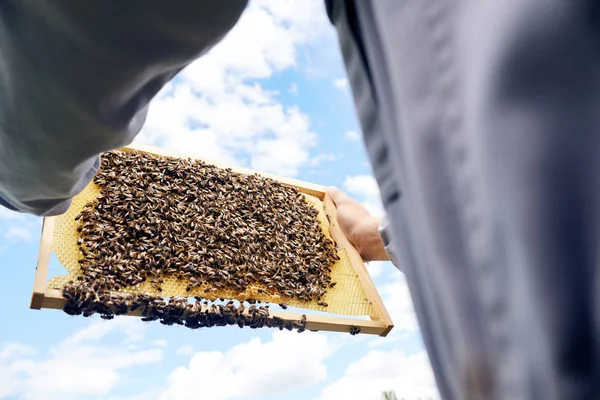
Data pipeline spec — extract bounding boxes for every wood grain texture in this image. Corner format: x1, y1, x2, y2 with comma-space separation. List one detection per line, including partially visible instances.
30, 217, 56, 309
323, 193, 394, 336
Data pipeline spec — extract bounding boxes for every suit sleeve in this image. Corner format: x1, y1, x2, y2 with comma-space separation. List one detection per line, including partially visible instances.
0, 0, 248, 216
379, 216, 401, 270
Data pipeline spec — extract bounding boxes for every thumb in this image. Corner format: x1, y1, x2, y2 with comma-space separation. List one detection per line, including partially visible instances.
327, 186, 347, 205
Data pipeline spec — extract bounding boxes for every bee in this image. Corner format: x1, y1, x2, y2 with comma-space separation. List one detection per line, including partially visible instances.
349, 326, 361, 336
151, 282, 163, 292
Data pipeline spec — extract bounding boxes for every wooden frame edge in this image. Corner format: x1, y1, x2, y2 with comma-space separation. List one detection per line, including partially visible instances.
323, 193, 394, 336
41, 289, 389, 335
31, 217, 55, 309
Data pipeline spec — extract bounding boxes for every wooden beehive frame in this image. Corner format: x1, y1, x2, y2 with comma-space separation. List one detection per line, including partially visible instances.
31, 143, 394, 336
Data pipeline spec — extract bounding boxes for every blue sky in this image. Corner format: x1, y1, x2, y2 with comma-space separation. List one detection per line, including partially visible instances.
0, 1, 438, 399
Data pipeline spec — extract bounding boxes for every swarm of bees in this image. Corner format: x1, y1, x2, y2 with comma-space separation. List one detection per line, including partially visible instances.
63, 283, 308, 331
63, 149, 343, 332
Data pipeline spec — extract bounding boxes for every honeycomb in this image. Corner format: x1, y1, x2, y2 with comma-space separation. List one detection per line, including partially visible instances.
47, 154, 378, 318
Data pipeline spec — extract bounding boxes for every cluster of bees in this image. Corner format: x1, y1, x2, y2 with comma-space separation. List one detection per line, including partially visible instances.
63, 283, 308, 331
64, 150, 342, 332
349, 325, 361, 335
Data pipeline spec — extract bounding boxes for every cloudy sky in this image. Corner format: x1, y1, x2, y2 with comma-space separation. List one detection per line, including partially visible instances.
0, 1, 439, 399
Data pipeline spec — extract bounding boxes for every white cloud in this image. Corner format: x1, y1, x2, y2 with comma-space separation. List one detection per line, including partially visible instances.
178, 0, 330, 93
321, 350, 439, 400
320, 349, 439, 400
4, 226, 33, 242
175, 345, 195, 356
152, 340, 168, 348
0, 319, 163, 400
309, 152, 339, 167
0, 207, 23, 221
343, 175, 383, 216
0, 208, 40, 244
160, 331, 331, 400
289, 82, 299, 95
344, 175, 380, 200
103, 394, 157, 400
64, 318, 145, 345
344, 130, 360, 141
136, 0, 334, 178
367, 335, 404, 349
365, 261, 387, 280
333, 78, 349, 91
0, 344, 35, 399
381, 269, 420, 334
